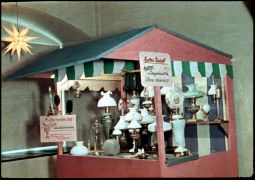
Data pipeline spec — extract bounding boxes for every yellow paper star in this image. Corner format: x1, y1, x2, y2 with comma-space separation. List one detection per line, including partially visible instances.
1, 24, 39, 61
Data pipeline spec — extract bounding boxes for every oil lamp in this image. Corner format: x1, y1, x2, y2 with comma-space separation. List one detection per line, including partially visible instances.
114, 115, 130, 151
124, 107, 142, 153
202, 104, 211, 121
184, 84, 205, 122
112, 127, 122, 142
165, 82, 184, 121
140, 86, 154, 114
207, 77, 222, 121
91, 119, 104, 156
164, 83, 191, 157
127, 120, 142, 153
97, 91, 117, 139
115, 99, 130, 151
47, 86, 55, 116
139, 108, 155, 150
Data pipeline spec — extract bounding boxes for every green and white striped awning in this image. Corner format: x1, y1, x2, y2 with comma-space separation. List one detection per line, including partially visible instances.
53, 59, 233, 82
53, 59, 136, 82
171, 60, 233, 79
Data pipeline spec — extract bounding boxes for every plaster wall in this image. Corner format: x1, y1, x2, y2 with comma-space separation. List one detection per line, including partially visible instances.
1, 1, 253, 178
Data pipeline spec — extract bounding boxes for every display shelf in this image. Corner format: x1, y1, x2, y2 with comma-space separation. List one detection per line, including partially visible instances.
186, 119, 229, 125
186, 119, 229, 137
165, 153, 199, 166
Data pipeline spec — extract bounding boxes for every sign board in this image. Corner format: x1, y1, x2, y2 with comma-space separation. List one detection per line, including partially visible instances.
40, 114, 77, 142
139, 51, 172, 86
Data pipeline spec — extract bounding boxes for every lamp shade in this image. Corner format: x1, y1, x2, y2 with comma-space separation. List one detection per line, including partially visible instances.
208, 84, 217, 95
97, 91, 117, 107
114, 116, 129, 130
139, 109, 155, 124
202, 104, 210, 113
112, 128, 122, 135
148, 116, 172, 133
127, 120, 142, 129
124, 107, 142, 122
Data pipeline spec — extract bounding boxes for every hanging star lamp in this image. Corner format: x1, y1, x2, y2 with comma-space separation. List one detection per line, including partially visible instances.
1, 2, 39, 61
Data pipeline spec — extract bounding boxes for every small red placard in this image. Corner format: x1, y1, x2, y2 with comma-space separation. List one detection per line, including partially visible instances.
40, 114, 77, 142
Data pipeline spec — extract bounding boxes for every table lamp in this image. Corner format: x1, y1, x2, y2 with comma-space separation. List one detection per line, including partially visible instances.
127, 119, 142, 153
140, 86, 154, 114
97, 91, 117, 139
124, 107, 142, 153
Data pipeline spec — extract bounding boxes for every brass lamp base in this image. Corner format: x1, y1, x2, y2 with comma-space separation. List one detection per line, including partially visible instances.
186, 118, 197, 123
174, 149, 192, 158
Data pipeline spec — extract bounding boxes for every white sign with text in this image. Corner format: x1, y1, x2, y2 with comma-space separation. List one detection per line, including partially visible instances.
40, 114, 77, 142
139, 51, 172, 86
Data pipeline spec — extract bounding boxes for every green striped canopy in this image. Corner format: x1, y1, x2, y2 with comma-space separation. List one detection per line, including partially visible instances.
53, 59, 136, 82
53, 59, 233, 82
171, 60, 233, 79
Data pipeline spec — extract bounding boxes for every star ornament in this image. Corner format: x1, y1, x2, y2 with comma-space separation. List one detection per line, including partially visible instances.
1, 24, 39, 61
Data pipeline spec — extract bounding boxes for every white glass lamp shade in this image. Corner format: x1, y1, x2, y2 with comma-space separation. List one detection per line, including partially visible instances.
165, 91, 184, 109
139, 108, 155, 124
97, 91, 117, 107
140, 86, 154, 97
114, 116, 129, 130
142, 100, 152, 106
184, 84, 205, 98
208, 84, 217, 95
127, 120, 142, 129
124, 107, 142, 122
130, 96, 140, 106
112, 128, 122, 135
148, 121, 172, 133
202, 104, 210, 113
161, 82, 182, 95
160, 86, 172, 95
70, 141, 90, 156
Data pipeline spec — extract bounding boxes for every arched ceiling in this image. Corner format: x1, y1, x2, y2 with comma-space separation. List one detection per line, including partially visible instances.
1, 3, 92, 48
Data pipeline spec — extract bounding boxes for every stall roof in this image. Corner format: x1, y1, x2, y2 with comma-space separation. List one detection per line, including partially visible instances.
5, 24, 232, 81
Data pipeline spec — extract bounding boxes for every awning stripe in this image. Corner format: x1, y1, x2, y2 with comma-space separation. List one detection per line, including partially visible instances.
53, 60, 233, 82
104, 59, 114, 74
219, 64, 227, 77
74, 64, 84, 79
212, 63, 221, 79
198, 62, 206, 77
173, 61, 182, 76
113, 60, 125, 73
226, 64, 233, 78
66, 66, 75, 80
190, 61, 199, 77
84, 61, 93, 77
182, 61, 191, 76
58, 68, 67, 82
205, 62, 213, 77
171, 61, 175, 76
124, 61, 135, 71
93, 60, 104, 76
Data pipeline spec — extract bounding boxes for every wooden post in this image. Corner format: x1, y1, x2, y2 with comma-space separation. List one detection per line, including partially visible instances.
153, 86, 166, 175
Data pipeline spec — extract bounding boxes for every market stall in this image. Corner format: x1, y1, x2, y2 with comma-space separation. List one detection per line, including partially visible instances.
5, 25, 238, 177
